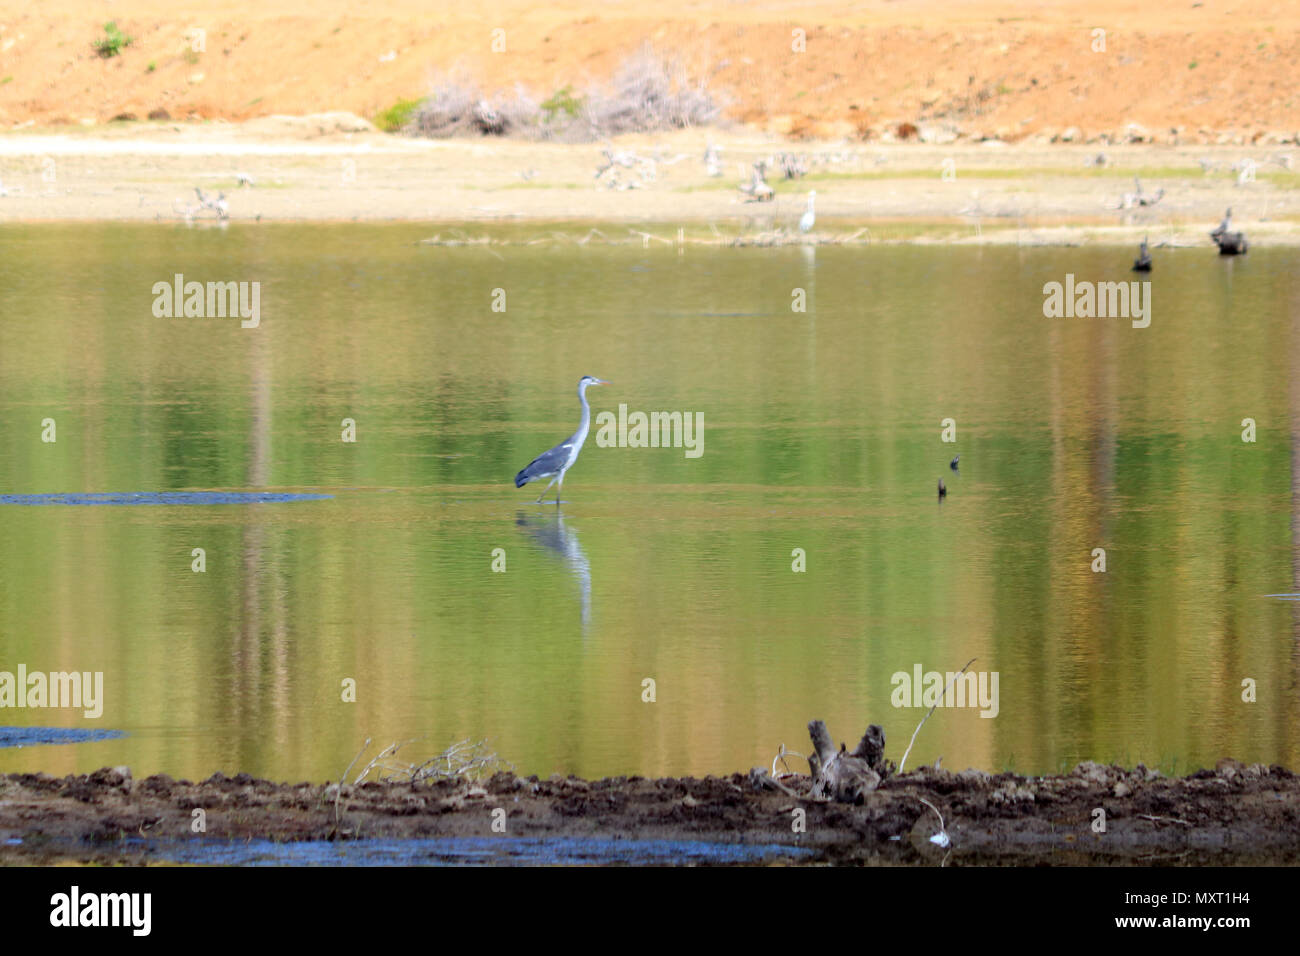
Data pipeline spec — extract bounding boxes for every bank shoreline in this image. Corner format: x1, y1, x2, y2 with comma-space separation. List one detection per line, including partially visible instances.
2, 760, 1296, 866
1, 123, 1296, 244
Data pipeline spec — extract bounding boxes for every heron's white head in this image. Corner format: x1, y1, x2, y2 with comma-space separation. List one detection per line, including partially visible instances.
579, 375, 611, 389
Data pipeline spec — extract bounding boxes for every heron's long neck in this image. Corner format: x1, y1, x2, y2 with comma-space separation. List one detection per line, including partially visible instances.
575, 385, 592, 444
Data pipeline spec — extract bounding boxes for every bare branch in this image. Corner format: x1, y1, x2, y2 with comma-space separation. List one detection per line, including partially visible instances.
897, 658, 977, 774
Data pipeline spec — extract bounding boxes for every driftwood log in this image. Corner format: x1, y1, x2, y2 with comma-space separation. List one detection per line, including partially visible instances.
807, 721, 894, 804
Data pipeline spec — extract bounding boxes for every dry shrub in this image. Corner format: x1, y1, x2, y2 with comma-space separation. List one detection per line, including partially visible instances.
411, 73, 540, 138
408, 46, 723, 142
581, 45, 723, 138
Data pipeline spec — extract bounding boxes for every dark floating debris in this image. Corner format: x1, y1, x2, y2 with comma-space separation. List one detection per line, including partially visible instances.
1213, 231, 1249, 255
0, 491, 333, 506
1133, 236, 1152, 272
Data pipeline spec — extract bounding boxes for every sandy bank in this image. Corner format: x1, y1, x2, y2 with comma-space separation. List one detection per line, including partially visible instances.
0, 123, 1297, 245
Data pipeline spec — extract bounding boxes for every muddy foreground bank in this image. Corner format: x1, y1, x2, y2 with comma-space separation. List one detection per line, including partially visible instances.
2, 759, 1297, 865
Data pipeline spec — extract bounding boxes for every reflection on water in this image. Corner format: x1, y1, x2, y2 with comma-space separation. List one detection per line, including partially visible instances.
0, 223, 1298, 783
516, 512, 592, 635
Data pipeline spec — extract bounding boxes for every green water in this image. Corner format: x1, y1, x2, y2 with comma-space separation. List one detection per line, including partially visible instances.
0, 223, 1296, 783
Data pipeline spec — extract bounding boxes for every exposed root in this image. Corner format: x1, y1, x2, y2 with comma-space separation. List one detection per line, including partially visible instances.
770, 743, 809, 779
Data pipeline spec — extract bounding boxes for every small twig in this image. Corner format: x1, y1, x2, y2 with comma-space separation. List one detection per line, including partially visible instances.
897, 658, 977, 774
771, 742, 808, 778
916, 796, 945, 832
352, 739, 411, 785
335, 736, 371, 829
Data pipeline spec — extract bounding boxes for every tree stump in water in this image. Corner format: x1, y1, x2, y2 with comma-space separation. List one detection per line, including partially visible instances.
807, 720, 894, 804
1214, 232, 1249, 255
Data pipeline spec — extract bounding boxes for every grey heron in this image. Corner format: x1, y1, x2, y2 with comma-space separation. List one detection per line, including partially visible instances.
938, 478, 947, 499
950, 454, 960, 470
1133, 236, 1152, 272
515, 376, 610, 504
799, 190, 816, 233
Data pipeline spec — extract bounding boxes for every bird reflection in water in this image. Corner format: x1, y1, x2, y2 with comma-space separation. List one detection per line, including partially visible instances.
516, 511, 592, 634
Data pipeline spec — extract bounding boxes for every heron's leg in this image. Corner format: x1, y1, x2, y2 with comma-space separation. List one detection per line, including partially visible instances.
535, 476, 559, 503
554, 473, 565, 506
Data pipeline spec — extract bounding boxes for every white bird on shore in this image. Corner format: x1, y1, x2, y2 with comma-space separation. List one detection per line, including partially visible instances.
799, 190, 816, 233
704, 143, 722, 177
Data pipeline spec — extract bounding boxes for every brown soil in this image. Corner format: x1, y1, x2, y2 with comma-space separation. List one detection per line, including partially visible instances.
3, 759, 1297, 865
1, 1, 1298, 141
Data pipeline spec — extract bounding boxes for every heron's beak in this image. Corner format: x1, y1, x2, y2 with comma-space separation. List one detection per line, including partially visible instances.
595, 379, 611, 385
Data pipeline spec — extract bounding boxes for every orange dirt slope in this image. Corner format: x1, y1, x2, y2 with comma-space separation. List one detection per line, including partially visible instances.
0, 1, 1297, 139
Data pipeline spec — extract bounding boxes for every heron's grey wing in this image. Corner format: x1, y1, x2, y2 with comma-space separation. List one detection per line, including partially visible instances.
515, 442, 570, 487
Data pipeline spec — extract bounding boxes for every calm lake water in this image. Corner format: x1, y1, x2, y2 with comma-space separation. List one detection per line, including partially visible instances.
1, 223, 1297, 783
